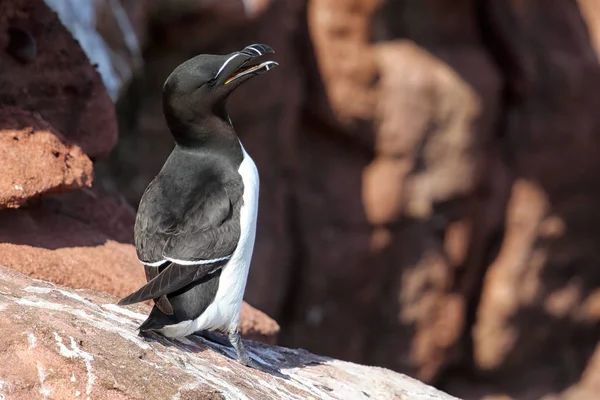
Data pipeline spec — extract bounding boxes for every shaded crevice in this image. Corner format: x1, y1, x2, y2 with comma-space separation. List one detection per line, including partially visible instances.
276, 0, 313, 336
474, 1, 526, 171
277, 181, 306, 334
437, 0, 522, 389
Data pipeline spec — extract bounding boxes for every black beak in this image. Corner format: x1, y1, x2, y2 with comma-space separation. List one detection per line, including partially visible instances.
215, 44, 278, 85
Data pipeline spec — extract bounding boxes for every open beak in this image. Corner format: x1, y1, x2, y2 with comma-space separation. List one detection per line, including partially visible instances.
216, 44, 278, 85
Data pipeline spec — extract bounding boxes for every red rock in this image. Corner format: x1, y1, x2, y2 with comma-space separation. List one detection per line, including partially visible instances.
466, 0, 600, 396
580, 0, 600, 56
0, 190, 144, 299
44, 187, 137, 245
0, 265, 459, 400
0, 106, 93, 209
0, 187, 279, 343
0, 0, 117, 158
286, 0, 501, 382
239, 302, 280, 345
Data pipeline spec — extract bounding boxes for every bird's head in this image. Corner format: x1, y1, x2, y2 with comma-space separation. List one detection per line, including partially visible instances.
161, 44, 278, 144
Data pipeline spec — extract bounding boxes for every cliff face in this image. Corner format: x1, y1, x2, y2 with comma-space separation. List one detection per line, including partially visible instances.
0, 266, 458, 400
2, 1, 600, 399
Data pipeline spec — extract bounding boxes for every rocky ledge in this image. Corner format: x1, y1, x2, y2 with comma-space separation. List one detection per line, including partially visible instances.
0, 266, 458, 400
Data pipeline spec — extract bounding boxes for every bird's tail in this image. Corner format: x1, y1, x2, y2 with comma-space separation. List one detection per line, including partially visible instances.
138, 305, 176, 332
117, 263, 199, 307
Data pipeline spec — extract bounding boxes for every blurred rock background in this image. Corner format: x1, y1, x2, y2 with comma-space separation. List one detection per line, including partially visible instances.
2, 0, 600, 399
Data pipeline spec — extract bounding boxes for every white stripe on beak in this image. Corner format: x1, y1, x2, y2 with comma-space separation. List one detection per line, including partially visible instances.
224, 61, 278, 85
216, 53, 241, 77
246, 45, 262, 55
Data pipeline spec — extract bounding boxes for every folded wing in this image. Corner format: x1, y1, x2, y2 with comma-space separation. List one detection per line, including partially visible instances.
118, 177, 242, 307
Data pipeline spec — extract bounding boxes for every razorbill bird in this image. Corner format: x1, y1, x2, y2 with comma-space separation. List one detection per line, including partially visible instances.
117, 44, 278, 368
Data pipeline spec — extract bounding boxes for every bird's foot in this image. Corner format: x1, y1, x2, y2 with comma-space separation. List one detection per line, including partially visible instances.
229, 331, 260, 369
227, 330, 285, 376
194, 330, 232, 348
212, 331, 287, 377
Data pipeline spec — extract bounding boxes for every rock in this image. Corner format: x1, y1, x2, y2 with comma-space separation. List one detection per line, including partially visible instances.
285, 0, 501, 382
0, 188, 279, 343
0, 0, 117, 158
437, 2, 600, 399
43, 186, 137, 245
0, 106, 93, 209
0, 189, 144, 299
559, 343, 600, 400
239, 302, 280, 345
580, 0, 600, 56
0, 266, 459, 400
466, 0, 600, 397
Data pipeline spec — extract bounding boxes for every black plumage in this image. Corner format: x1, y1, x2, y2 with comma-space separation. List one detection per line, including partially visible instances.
116, 44, 278, 368
118, 145, 243, 316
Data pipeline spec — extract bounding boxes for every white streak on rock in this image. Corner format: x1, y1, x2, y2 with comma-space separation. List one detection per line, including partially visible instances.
102, 303, 147, 321
71, 309, 150, 350
0, 378, 11, 399
140, 359, 164, 370
57, 289, 103, 312
53, 332, 96, 397
23, 286, 52, 294
17, 297, 69, 311
95, 308, 137, 326
26, 332, 37, 349
36, 362, 52, 399
150, 347, 251, 400
25, 286, 102, 312
13, 293, 152, 350
54, 332, 75, 357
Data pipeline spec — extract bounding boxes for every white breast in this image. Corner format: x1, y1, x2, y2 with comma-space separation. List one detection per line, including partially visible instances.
159, 143, 259, 338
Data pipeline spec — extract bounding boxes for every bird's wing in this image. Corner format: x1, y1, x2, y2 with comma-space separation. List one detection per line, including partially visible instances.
144, 265, 173, 314
119, 178, 242, 307
118, 261, 226, 306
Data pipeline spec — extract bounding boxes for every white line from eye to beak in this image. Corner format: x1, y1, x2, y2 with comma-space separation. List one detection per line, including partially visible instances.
216, 53, 241, 78
246, 45, 262, 55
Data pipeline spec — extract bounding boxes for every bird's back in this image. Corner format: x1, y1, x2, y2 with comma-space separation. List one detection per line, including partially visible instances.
134, 145, 244, 265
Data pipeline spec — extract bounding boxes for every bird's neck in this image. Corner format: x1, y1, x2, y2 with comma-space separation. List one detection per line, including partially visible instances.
166, 112, 239, 150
